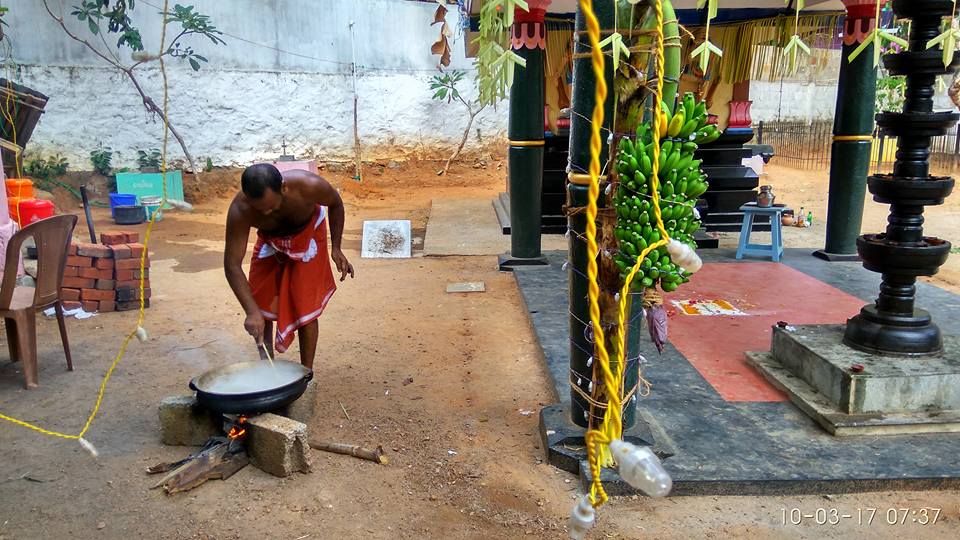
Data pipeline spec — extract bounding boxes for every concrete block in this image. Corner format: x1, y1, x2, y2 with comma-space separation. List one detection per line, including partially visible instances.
76, 242, 113, 258
246, 413, 312, 477
158, 395, 221, 446
770, 325, 960, 414
276, 380, 317, 425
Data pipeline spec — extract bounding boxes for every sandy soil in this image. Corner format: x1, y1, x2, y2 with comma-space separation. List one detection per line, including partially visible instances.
0, 160, 958, 539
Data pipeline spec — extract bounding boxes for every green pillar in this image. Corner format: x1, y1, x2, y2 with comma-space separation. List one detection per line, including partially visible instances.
815, 1, 878, 261
567, 1, 639, 430
499, 1, 551, 270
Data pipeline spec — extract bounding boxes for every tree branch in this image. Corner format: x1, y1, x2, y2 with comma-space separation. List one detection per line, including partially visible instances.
42, 0, 202, 185
42, 0, 123, 69
122, 67, 200, 177
442, 102, 484, 175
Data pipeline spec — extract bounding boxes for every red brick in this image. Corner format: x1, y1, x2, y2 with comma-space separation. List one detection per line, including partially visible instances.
116, 279, 150, 290
114, 269, 134, 281
111, 244, 132, 259
80, 267, 99, 279
76, 242, 112, 258
63, 266, 79, 277
82, 301, 99, 313
95, 279, 115, 291
98, 300, 116, 312
66, 255, 93, 268
62, 300, 82, 311
68, 243, 78, 255
81, 288, 116, 301
115, 258, 147, 270
100, 232, 127, 245
95, 258, 115, 270
133, 268, 149, 280
117, 287, 151, 302
62, 277, 95, 289
121, 231, 139, 243
117, 299, 149, 311
127, 243, 146, 259
60, 288, 81, 301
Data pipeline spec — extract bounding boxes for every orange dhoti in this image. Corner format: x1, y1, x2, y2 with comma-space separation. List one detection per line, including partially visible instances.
248, 204, 337, 353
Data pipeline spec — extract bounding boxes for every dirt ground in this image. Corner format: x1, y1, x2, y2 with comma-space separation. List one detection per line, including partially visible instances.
1, 160, 958, 539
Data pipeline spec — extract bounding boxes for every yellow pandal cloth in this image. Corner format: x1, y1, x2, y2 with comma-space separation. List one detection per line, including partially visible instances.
545, 27, 573, 134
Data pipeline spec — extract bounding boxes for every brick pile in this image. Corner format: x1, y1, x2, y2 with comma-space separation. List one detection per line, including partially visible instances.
61, 230, 151, 313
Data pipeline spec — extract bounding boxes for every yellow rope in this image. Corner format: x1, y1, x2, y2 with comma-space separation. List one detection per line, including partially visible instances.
0, 0, 171, 445
582, 0, 670, 508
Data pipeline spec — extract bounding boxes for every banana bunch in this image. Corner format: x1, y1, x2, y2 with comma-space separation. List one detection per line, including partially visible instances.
611, 92, 715, 293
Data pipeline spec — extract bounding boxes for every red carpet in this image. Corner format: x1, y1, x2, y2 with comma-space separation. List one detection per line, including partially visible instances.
666, 262, 866, 402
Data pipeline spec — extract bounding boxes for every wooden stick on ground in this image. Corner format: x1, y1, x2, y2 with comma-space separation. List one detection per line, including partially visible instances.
309, 440, 388, 465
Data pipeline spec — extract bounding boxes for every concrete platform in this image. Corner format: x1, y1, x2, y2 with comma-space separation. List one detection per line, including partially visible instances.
423, 197, 565, 256
515, 249, 960, 495
747, 325, 960, 436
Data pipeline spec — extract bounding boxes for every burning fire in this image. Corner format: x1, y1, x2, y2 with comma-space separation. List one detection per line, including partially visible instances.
227, 415, 248, 440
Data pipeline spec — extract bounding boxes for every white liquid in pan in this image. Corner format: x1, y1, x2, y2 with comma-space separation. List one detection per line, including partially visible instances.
204, 363, 295, 394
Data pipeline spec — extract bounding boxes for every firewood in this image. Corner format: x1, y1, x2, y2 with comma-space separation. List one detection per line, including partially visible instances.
147, 438, 249, 494
309, 440, 388, 465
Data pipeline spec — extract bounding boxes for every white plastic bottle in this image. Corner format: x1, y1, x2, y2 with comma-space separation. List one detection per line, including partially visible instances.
608, 439, 672, 497
568, 495, 595, 540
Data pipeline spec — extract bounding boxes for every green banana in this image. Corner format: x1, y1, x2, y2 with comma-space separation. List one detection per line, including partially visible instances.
693, 102, 708, 126
682, 93, 695, 122
679, 119, 698, 139
661, 139, 674, 158
667, 109, 685, 138
640, 154, 652, 177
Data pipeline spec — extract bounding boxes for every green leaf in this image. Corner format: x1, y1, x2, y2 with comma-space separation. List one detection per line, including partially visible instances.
188, 57, 200, 71
848, 29, 878, 63
88, 18, 99, 34
438, 88, 447, 100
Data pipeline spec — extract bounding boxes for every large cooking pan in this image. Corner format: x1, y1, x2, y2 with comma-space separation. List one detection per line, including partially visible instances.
189, 360, 313, 414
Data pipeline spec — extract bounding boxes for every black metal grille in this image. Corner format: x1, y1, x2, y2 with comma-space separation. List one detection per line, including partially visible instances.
754, 119, 960, 173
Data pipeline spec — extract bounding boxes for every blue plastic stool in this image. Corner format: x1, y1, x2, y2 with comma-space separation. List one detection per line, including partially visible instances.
735, 203, 788, 262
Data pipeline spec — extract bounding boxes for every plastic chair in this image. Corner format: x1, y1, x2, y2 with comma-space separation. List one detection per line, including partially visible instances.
0, 215, 78, 388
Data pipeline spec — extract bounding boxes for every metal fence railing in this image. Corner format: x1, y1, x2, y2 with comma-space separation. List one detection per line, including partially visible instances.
754, 119, 960, 174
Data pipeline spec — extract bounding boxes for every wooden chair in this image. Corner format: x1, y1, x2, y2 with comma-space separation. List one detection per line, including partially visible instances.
0, 215, 77, 388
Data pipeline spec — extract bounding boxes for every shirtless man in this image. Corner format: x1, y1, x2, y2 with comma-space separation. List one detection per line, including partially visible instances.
224, 163, 354, 368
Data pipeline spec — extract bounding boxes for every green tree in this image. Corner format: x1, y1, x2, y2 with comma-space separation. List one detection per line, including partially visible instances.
430, 70, 486, 175
42, 1, 226, 175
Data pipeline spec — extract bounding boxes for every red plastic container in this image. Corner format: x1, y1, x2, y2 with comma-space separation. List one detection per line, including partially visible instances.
14, 199, 54, 225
